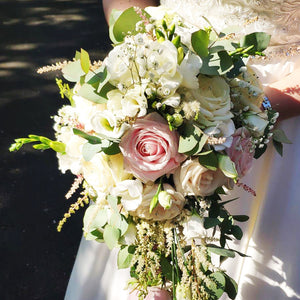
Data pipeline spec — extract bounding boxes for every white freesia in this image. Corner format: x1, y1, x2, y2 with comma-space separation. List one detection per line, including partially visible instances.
91, 110, 130, 139
173, 159, 229, 197
56, 126, 85, 174
130, 183, 185, 221
205, 119, 236, 151
190, 75, 233, 125
158, 191, 172, 209
82, 153, 131, 195
111, 179, 143, 211
178, 51, 202, 89
245, 113, 269, 136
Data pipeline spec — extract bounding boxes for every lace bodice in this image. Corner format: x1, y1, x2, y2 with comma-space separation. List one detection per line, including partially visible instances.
161, 0, 300, 46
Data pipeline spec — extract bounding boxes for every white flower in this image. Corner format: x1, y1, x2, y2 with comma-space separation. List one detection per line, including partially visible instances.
130, 183, 185, 221
111, 179, 143, 211
204, 119, 236, 151
178, 51, 202, 89
56, 126, 85, 174
173, 159, 229, 197
244, 113, 268, 136
122, 85, 148, 117
190, 75, 233, 125
82, 153, 131, 195
90, 110, 130, 139
121, 222, 137, 245
158, 191, 172, 209
73, 93, 106, 132
182, 214, 207, 242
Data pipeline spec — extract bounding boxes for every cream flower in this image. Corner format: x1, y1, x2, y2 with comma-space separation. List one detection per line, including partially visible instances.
244, 112, 268, 136
111, 179, 143, 212
82, 153, 131, 195
173, 159, 229, 197
56, 126, 85, 174
130, 183, 185, 221
190, 75, 233, 125
90, 110, 130, 139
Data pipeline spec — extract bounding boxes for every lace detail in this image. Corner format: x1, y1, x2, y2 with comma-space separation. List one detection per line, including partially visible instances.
161, 0, 300, 46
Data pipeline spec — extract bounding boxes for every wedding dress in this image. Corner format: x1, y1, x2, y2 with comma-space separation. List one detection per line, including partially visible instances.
65, 1, 300, 299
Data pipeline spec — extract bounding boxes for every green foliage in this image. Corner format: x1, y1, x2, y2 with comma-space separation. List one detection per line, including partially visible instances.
62, 60, 85, 82
55, 78, 74, 104
217, 154, 238, 180
240, 32, 271, 54
80, 48, 90, 74
224, 274, 238, 299
191, 29, 210, 57
9, 135, 65, 153
109, 7, 148, 43
118, 245, 135, 269
207, 245, 235, 258
104, 224, 121, 249
198, 150, 218, 171
209, 272, 226, 299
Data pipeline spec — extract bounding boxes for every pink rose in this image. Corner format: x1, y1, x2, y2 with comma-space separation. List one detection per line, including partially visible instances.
128, 287, 171, 300
226, 127, 254, 177
119, 113, 185, 182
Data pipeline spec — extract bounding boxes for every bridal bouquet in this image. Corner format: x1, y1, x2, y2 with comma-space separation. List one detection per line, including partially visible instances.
10, 6, 290, 300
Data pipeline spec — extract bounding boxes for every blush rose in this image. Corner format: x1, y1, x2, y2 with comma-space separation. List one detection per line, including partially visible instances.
226, 127, 254, 177
119, 112, 185, 182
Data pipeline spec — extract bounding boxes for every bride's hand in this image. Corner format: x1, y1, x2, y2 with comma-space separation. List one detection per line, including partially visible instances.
128, 287, 172, 300
264, 66, 300, 120
102, 0, 159, 22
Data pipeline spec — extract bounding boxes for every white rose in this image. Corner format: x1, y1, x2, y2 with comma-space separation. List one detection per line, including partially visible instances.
122, 85, 148, 117
173, 159, 229, 197
73, 94, 106, 132
131, 183, 185, 221
244, 113, 268, 136
90, 110, 130, 139
56, 126, 85, 174
178, 51, 202, 89
82, 153, 131, 195
204, 119, 236, 151
111, 179, 143, 211
190, 75, 233, 125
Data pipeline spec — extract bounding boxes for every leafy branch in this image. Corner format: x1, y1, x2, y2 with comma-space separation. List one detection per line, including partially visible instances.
9, 135, 65, 153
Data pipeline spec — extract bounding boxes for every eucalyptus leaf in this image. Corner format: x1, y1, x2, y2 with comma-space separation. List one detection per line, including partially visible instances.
210, 272, 225, 299
204, 217, 221, 229
103, 224, 121, 250
80, 48, 90, 74
107, 195, 119, 212
82, 143, 103, 161
218, 50, 234, 74
78, 83, 107, 104
272, 129, 292, 144
231, 225, 243, 240
224, 274, 238, 299
62, 60, 85, 82
218, 154, 238, 179
191, 29, 209, 57
178, 122, 202, 154
273, 140, 283, 156
232, 215, 249, 222
110, 7, 147, 43
83, 205, 108, 240
198, 150, 218, 171
73, 128, 102, 144
207, 245, 235, 258
102, 142, 121, 155
240, 32, 271, 53
118, 245, 135, 269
